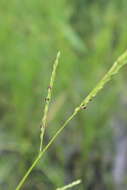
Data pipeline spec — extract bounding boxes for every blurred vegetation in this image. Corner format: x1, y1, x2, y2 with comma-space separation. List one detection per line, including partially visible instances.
0, 0, 127, 189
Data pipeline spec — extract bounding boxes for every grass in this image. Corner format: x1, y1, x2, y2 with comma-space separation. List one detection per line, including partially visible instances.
56, 179, 81, 190
40, 51, 60, 151
15, 50, 127, 190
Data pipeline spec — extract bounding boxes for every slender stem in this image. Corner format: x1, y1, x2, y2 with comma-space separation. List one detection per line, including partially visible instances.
15, 50, 127, 190
56, 179, 81, 190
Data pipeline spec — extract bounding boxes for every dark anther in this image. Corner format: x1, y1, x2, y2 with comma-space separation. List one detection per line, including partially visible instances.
48, 85, 52, 89
45, 98, 50, 101
82, 105, 87, 109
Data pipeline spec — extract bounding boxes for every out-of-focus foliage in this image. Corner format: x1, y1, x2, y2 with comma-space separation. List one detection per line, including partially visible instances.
0, 0, 127, 189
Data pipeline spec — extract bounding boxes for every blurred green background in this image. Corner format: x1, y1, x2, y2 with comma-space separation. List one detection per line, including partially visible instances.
0, 0, 127, 189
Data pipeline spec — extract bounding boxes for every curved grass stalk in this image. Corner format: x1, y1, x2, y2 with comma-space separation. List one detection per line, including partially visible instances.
40, 51, 60, 151
15, 50, 127, 190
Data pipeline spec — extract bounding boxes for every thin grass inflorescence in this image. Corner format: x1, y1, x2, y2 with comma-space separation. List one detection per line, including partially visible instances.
40, 51, 60, 151
15, 50, 127, 190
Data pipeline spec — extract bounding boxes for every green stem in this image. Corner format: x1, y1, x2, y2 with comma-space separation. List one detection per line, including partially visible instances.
15, 50, 127, 190
56, 179, 81, 190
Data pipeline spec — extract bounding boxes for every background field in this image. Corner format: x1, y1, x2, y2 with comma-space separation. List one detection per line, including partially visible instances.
0, 0, 127, 189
